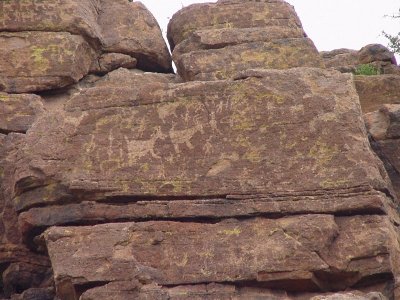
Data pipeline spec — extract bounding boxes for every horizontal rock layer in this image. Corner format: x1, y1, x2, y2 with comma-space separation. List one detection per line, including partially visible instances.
168, 0, 323, 81
44, 215, 397, 299
5, 68, 390, 206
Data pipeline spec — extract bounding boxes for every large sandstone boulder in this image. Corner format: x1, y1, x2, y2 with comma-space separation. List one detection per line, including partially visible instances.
0, 31, 94, 93
0, 0, 172, 93
43, 215, 396, 299
321, 44, 399, 75
1, 1, 400, 299
168, 0, 323, 81
2, 67, 399, 298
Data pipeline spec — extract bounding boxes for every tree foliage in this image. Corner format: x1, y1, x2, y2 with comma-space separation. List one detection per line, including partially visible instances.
383, 9, 400, 54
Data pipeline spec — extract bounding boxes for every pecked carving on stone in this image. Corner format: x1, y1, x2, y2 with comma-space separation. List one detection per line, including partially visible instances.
1, 1, 400, 299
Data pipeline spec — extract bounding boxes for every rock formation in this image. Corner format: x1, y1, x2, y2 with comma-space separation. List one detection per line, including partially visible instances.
1, 0, 400, 299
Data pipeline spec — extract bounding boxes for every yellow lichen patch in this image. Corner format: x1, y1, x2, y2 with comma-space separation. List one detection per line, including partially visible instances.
0, 94, 10, 101
218, 228, 241, 236
243, 149, 262, 163
141, 163, 150, 172
31, 46, 50, 72
308, 140, 338, 167
240, 50, 269, 64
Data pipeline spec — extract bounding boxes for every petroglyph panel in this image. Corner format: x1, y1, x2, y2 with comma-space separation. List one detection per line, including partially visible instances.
8, 68, 387, 206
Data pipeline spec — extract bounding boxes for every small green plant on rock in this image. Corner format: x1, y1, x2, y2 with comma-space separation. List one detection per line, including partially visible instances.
353, 64, 380, 76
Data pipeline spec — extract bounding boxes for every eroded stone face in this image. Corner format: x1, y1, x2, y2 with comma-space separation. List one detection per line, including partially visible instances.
0, 93, 44, 134
43, 215, 396, 297
0, 32, 95, 93
0, 0, 172, 93
1, 1, 400, 299
355, 75, 400, 113
6, 68, 389, 207
168, 0, 323, 81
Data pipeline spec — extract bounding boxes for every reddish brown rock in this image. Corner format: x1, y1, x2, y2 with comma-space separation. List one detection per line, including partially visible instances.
6, 68, 390, 209
321, 44, 399, 75
354, 75, 400, 113
365, 104, 400, 140
0, 32, 95, 93
0, 93, 44, 134
89, 53, 137, 75
175, 38, 323, 81
0, 0, 172, 74
359, 44, 397, 65
366, 105, 400, 200
1, 1, 400, 299
98, 1, 172, 72
167, 0, 304, 50
43, 215, 397, 297
168, 0, 323, 81
79, 282, 388, 300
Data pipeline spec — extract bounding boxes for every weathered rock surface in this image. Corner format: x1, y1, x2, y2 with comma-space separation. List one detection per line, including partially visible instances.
1, 1, 400, 299
6, 68, 391, 208
321, 44, 399, 75
168, 0, 323, 81
0, 31, 94, 93
366, 105, 400, 200
0, 93, 44, 134
354, 75, 400, 113
0, 0, 172, 92
2, 66, 399, 298
44, 215, 396, 298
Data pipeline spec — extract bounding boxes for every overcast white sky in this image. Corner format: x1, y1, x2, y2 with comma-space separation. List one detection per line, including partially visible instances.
141, 0, 399, 61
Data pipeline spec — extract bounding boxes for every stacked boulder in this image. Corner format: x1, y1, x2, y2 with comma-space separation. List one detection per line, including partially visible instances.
321, 44, 399, 75
1, 0, 400, 299
0, 0, 172, 93
324, 44, 400, 204
168, 0, 324, 80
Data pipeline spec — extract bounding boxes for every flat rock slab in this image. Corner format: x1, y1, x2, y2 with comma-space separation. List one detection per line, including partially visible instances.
80, 282, 387, 300
174, 38, 324, 81
8, 68, 389, 208
0, 93, 44, 133
355, 75, 400, 113
43, 215, 396, 295
0, 31, 94, 93
167, 0, 303, 50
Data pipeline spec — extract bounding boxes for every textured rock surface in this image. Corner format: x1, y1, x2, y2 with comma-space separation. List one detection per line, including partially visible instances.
0, 93, 44, 134
0, 0, 172, 92
44, 216, 396, 298
355, 75, 400, 113
1, 0, 400, 299
168, 0, 323, 81
321, 44, 399, 75
366, 105, 400, 201
3, 66, 399, 299
0, 31, 94, 93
